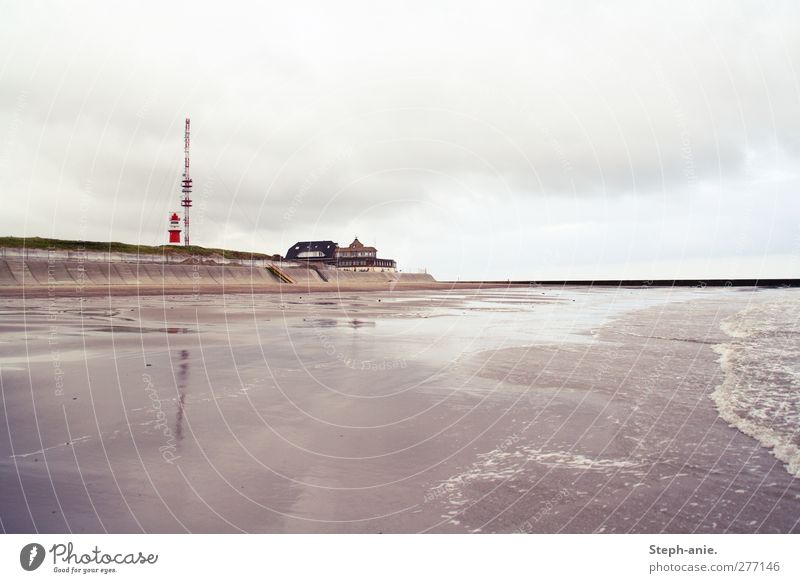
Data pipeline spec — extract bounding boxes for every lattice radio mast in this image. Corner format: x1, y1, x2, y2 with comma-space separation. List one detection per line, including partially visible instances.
180, 117, 193, 247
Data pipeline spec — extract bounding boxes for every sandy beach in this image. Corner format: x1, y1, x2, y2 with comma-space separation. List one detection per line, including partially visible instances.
0, 286, 798, 533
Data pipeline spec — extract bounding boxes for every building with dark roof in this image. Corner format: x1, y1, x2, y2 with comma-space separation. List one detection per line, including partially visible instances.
285, 237, 397, 272
335, 237, 396, 272
285, 240, 338, 264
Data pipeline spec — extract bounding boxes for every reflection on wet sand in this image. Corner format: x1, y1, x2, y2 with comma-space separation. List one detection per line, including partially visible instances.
91, 326, 192, 334
175, 350, 189, 444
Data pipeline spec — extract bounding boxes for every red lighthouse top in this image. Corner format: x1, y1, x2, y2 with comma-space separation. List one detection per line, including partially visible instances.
168, 211, 182, 244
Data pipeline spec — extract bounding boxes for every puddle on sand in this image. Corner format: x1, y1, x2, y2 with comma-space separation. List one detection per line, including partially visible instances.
296, 318, 377, 329
299, 318, 338, 328
90, 326, 192, 334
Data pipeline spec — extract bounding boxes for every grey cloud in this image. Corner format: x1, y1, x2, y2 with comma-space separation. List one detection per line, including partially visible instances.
1, 0, 799, 279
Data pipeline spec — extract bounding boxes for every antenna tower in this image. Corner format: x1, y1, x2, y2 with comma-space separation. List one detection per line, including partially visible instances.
180, 117, 193, 246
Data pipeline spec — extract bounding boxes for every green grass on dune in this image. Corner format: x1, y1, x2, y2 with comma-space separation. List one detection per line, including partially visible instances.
0, 236, 277, 261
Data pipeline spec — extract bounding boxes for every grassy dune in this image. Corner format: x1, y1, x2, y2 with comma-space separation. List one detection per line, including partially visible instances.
0, 236, 278, 261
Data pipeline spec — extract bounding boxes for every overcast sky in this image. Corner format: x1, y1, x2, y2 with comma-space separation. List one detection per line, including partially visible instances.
1, 1, 799, 279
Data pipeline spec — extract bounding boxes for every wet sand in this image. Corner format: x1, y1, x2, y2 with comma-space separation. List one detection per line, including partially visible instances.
0, 280, 483, 299
0, 287, 798, 533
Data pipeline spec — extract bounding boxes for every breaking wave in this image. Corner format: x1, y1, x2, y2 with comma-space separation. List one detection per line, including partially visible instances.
712, 298, 800, 478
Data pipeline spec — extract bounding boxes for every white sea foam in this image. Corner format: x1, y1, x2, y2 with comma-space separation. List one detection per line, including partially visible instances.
426, 440, 643, 512
522, 449, 641, 471
712, 297, 800, 478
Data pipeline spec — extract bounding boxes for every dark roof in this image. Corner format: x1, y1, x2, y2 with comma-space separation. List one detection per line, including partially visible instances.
285, 240, 338, 261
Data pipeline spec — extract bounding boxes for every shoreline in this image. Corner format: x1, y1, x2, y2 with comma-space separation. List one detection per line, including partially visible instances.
0, 281, 520, 298
2, 282, 795, 300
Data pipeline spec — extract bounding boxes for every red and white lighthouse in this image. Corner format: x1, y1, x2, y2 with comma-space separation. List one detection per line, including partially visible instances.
168, 212, 182, 244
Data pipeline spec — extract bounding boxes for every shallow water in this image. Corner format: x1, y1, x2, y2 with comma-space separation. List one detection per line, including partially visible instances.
712, 297, 800, 477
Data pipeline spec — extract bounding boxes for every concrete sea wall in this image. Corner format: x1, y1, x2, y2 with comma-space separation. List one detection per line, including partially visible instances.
0, 259, 435, 288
